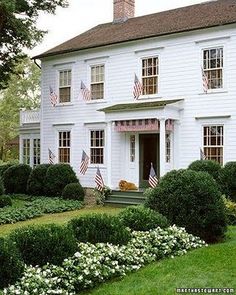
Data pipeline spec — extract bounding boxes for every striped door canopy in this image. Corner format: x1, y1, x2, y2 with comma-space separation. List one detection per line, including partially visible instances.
114, 119, 174, 132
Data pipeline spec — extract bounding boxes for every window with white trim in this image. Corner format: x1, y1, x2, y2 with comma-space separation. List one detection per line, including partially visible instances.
59, 70, 71, 103
130, 135, 135, 162
90, 130, 104, 164
203, 125, 224, 165
203, 47, 223, 89
142, 57, 159, 95
59, 131, 70, 163
23, 139, 30, 165
91, 65, 104, 100
33, 139, 40, 166
166, 133, 171, 163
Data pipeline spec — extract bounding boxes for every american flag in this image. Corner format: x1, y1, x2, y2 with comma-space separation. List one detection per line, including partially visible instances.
49, 86, 57, 107
133, 74, 143, 100
200, 148, 207, 160
80, 150, 89, 175
80, 81, 91, 101
149, 163, 158, 188
95, 167, 104, 191
201, 67, 209, 93
48, 148, 56, 164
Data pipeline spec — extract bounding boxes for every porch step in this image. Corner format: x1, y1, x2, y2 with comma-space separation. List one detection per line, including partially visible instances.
105, 190, 146, 207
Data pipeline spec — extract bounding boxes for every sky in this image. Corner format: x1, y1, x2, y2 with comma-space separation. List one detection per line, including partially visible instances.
31, 0, 208, 57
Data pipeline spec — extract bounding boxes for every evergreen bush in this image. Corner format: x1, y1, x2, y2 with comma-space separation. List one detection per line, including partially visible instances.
0, 164, 13, 177
45, 164, 78, 197
10, 224, 77, 266
3, 164, 32, 194
69, 214, 131, 245
27, 164, 51, 196
0, 195, 12, 208
0, 177, 4, 195
118, 205, 169, 231
188, 160, 221, 181
219, 162, 236, 201
145, 169, 227, 243
62, 182, 85, 201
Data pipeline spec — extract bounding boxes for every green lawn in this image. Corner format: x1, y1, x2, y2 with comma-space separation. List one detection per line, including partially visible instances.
0, 206, 122, 236
82, 226, 236, 295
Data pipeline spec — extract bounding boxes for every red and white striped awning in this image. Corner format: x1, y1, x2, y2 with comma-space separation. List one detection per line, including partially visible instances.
114, 119, 174, 132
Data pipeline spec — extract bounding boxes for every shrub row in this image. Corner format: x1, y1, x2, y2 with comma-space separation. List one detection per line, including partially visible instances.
0, 197, 83, 225
0, 196, 12, 208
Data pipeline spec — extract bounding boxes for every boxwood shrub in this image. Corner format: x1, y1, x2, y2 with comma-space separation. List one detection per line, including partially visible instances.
69, 214, 131, 245
45, 164, 78, 197
62, 182, 85, 201
188, 160, 221, 181
219, 162, 236, 201
0, 195, 12, 208
0, 177, 4, 195
0, 164, 13, 177
145, 169, 227, 243
0, 237, 24, 289
118, 205, 169, 231
224, 197, 236, 225
10, 224, 78, 266
27, 164, 51, 196
3, 164, 32, 194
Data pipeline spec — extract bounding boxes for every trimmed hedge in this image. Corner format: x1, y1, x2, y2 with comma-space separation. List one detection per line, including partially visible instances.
145, 169, 227, 243
3, 164, 32, 194
118, 205, 169, 231
0, 237, 24, 289
219, 162, 236, 201
62, 182, 85, 201
0, 164, 13, 177
10, 224, 78, 266
27, 164, 51, 196
224, 197, 236, 225
188, 160, 221, 181
69, 214, 131, 245
0, 195, 12, 208
45, 164, 78, 197
0, 177, 4, 195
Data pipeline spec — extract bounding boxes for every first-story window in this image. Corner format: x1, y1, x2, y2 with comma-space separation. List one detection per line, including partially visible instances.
23, 139, 30, 165
142, 57, 159, 95
59, 70, 71, 103
59, 131, 70, 163
130, 135, 135, 162
90, 130, 104, 164
166, 133, 171, 163
91, 65, 104, 100
203, 125, 224, 165
33, 139, 40, 166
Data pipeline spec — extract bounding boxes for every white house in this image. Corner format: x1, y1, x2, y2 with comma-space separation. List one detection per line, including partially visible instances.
19, 0, 236, 189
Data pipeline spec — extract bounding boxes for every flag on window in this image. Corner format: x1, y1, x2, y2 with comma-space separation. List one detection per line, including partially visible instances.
49, 86, 58, 107
201, 67, 209, 93
80, 81, 91, 101
95, 167, 104, 191
48, 148, 56, 164
200, 148, 207, 160
149, 163, 158, 188
133, 74, 143, 100
80, 150, 89, 175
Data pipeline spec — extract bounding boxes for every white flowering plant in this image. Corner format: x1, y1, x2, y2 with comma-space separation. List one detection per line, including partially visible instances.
3, 226, 207, 295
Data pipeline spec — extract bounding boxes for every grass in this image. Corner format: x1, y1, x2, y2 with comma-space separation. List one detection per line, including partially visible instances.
0, 206, 122, 236
82, 226, 236, 295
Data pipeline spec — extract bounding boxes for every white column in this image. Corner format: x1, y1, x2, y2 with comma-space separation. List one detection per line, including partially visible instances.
107, 121, 112, 187
173, 120, 180, 170
159, 118, 166, 177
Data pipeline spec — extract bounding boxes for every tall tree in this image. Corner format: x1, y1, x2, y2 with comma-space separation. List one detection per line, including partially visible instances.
0, 0, 68, 89
0, 57, 40, 161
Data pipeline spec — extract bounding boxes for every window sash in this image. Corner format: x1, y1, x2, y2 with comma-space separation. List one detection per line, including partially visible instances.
166, 133, 171, 163
59, 70, 71, 102
33, 139, 40, 166
23, 139, 30, 165
90, 130, 104, 164
142, 57, 159, 95
91, 65, 104, 100
58, 131, 70, 163
130, 135, 135, 162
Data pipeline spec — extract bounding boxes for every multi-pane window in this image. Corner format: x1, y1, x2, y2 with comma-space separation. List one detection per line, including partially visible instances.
33, 139, 40, 166
166, 133, 171, 163
23, 139, 30, 165
59, 131, 70, 163
142, 57, 158, 95
203, 48, 223, 89
91, 65, 104, 100
90, 130, 104, 164
59, 70, 71, 103
203, 125, 224, 165
130, 135, 135, 162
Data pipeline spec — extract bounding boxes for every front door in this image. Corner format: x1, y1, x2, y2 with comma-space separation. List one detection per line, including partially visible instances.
139, 134, 159, 187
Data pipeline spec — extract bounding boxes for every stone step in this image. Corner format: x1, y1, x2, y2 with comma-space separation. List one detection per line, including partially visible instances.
111, 190, 144, 197
104, 199, 142, 207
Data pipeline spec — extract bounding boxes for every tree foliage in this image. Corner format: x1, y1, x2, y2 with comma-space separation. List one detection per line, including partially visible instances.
0, 0, 68, 88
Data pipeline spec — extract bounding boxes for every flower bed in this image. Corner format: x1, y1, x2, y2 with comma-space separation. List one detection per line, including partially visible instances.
3, 225, 207, 294
0, 197, 83, 225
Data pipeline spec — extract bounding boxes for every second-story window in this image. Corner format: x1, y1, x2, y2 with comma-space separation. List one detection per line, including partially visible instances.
91, 65, 104, 100
203, 47, 223, 90
59, 131, 70, 163
59, 70, 71, 103
142, 57, 159, 95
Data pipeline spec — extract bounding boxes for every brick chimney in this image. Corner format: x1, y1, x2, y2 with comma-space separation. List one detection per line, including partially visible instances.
113, 0, 135, 23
